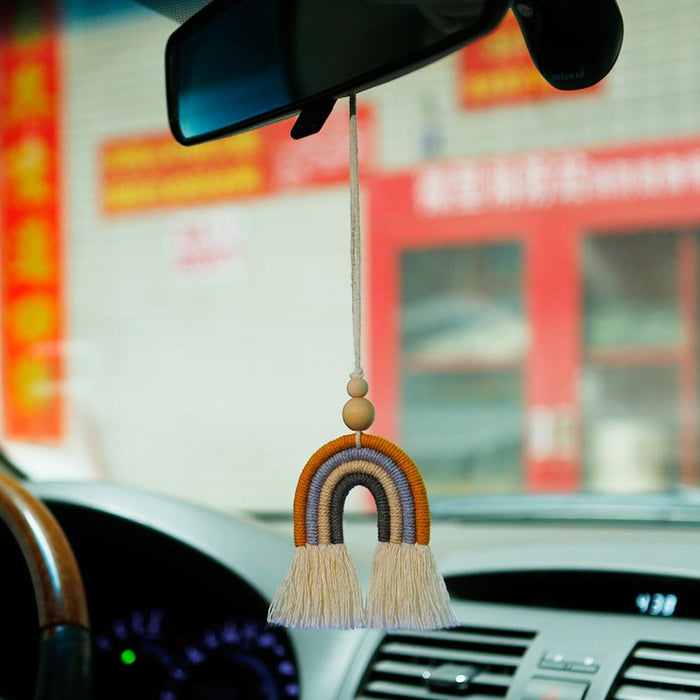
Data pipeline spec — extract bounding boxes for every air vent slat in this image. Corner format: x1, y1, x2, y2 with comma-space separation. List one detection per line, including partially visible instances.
372, 660, 425, 679
372, 660, 512, 688
634, 647, 700, 667
362, 681, 500, 700
625, 664, 700, 688
616, 684, 700, 700
611, 643, 700, 700
471, 672, 512, 688
355, 625, 534, 698
381, 642, 521, 667
391, 629, 532, 648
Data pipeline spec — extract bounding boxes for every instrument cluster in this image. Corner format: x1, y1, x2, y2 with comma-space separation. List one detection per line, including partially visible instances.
48, 503, 300, 700
94, 610, 298, 699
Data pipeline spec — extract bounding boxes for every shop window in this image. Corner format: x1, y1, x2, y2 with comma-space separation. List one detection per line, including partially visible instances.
400, 244, 525, 494
583, 231, 687, 492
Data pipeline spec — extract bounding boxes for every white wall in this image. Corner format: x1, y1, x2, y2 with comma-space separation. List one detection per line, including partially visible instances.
58, 12, 358, 511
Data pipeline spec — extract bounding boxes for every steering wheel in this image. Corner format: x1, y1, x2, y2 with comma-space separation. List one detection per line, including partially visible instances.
0, 473, 91, 699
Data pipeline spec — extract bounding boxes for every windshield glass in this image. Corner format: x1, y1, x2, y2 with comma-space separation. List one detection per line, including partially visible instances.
1, 0, 698, 515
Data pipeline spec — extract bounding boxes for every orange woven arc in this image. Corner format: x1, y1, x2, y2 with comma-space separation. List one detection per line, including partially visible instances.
293, 433, 431, 546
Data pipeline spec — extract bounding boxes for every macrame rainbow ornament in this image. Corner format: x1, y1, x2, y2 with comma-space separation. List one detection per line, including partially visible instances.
267, 96, 457, 630
267, 419, 457, 629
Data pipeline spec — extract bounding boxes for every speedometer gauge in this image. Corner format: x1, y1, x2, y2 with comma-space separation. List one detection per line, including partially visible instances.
93, 608, 183, 699
93, 611, 298, 699
175, 620, 299, 699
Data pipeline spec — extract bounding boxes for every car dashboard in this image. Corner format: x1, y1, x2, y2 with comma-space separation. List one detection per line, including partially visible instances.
2, 481, 700, 699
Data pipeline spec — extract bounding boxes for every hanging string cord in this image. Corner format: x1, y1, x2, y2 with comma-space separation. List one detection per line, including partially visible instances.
349, 94, 363, 380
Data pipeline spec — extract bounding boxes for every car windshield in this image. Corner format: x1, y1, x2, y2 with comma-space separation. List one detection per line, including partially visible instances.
1, 0, 698, 517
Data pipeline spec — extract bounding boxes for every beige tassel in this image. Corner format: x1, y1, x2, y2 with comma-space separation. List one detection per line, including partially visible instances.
268, 543, 366, 628
365, 542, 458, 630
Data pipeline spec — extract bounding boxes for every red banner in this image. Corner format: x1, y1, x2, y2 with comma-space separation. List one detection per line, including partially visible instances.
101, 105, 374, 215
0, 8, 65, 441
458, 11, 602, 109
102, 130, 269, 213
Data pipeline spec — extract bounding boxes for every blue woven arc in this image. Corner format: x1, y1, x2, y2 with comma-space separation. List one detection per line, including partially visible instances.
306, 447, 416, 545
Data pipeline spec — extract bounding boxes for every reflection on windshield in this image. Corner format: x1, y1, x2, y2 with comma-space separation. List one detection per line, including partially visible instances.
0, 0, 699, 514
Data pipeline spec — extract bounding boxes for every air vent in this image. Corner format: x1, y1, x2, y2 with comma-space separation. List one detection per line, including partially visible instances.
356, 625, 536, 699
611, 642, 700, 699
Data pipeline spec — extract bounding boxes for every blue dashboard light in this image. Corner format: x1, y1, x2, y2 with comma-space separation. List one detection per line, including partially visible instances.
112, 620, 128, 640
147, 609, 165, 636
131, 610, 145, 635
222, 623, 239, 644
278, 660, 295, 676
95, 635, 113, 652
259, 632, 275, 648
185, 645, 205, 665
204, 631, 219, 649
169, 667, 187, 682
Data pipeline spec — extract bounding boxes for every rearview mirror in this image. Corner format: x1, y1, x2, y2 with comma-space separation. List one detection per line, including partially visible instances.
165, 0, 511, 145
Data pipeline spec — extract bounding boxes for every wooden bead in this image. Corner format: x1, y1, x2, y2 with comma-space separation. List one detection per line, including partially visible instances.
342, 397, 375, 431
347, 377, 369, 398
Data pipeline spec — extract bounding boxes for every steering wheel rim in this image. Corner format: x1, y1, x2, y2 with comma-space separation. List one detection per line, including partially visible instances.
0, 473, 91, 699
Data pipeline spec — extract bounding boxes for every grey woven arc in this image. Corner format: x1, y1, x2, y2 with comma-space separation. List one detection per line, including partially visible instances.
329, 472, 391, 544
305, 447, 416, 545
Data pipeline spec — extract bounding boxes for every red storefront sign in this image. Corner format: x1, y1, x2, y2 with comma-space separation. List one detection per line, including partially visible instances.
458, 11, 601, 109
100, 105, 374, 215
368, 137, 700, 492
0, 6, 65, 441
411, 139, 700, 216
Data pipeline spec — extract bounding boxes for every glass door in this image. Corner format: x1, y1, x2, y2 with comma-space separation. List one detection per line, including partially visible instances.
400, 243, 526, 495
582, 230, 695, 492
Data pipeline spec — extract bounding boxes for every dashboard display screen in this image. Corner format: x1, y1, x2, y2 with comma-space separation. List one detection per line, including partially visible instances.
635, 592, 678, 617
446, 571, 700, 619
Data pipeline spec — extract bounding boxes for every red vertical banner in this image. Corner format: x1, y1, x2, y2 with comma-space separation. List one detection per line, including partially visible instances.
0, 4, 65, 441
524, 212, 582, 491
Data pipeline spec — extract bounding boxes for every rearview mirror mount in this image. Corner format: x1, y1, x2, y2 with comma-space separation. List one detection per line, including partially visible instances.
165, 0, 512, 145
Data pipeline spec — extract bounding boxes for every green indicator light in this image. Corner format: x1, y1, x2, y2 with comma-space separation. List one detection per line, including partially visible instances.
120, 649, 137, 666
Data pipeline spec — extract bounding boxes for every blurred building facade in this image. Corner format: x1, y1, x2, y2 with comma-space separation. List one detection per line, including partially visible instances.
0, 0, 699, 509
